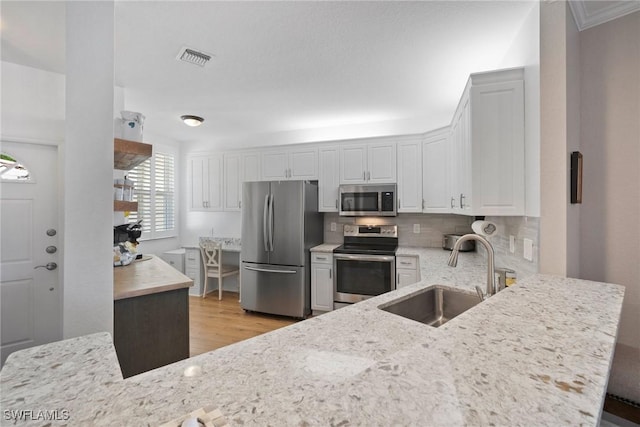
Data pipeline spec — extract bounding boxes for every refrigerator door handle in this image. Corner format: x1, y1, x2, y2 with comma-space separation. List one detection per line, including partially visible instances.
244, 265, 297, 274
268, 194, 275, 251
263, 194, 270, 252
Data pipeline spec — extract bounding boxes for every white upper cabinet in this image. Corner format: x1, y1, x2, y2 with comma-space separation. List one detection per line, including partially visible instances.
261, 146, 318, 181
242, 151, 262, 182
397, 138, 422, 213
190, 154, 223, 211
339, 143, 367, 184
223, 153, 241, 211
339, 140, 396, 184
449, 68, 525, 216
261, 149, 289, 180
318, 145, 340, 212
422, 127, 450, 213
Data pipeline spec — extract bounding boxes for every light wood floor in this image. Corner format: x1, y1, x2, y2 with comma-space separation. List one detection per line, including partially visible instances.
189, 291, 297, 357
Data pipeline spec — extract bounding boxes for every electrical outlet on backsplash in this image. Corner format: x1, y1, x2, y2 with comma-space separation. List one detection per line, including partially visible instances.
484, 216, 540, 279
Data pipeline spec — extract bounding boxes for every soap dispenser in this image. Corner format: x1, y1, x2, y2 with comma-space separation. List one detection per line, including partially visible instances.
495, 268, 516, 291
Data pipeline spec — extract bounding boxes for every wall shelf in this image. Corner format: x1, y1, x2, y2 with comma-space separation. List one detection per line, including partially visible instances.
114, 138, 152, 170
114, 200, 138, 212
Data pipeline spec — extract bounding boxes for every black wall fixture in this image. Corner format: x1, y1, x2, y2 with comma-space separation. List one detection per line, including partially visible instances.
570, 151, 583, 204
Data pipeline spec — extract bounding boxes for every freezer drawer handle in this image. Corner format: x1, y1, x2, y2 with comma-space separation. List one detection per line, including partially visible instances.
244, 266, 297, 274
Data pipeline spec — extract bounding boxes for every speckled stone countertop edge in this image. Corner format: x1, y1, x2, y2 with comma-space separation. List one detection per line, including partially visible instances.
0, 248, 626, 427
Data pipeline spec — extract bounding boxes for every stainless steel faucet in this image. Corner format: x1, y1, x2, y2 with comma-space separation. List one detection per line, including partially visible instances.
447, 234, 495, 300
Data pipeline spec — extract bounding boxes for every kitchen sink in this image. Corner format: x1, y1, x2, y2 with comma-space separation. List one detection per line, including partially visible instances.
379, 287, 481, 327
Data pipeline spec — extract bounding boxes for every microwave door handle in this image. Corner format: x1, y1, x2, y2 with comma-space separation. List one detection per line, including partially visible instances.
263, 194, 270, 252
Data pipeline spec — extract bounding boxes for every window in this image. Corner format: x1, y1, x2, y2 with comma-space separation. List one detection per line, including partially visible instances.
127, 148, 176, 239
0, 153, 31, 181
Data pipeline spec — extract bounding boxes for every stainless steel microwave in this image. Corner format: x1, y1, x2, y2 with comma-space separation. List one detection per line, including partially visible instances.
339, 184, 397, 217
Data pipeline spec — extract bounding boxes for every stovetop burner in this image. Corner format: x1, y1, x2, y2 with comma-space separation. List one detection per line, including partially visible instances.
333, 224, 398, 256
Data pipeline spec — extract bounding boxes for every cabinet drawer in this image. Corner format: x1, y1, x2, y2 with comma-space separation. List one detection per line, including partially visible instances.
311, 252, 333, 264
185, 250, 200, 266
396, 256, 417, 269
184, 268, 198, 280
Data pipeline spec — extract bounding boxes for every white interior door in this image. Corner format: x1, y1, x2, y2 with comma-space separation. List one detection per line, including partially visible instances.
1, 142, 61, 365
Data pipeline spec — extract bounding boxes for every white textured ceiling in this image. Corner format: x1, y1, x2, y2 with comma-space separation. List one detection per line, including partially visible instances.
2, 1, 540, 149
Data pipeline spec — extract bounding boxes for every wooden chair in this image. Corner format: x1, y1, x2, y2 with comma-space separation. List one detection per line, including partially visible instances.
199, 240, 239, 300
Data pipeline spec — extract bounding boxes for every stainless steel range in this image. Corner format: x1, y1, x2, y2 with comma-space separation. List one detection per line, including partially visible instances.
333, 224, 398, 306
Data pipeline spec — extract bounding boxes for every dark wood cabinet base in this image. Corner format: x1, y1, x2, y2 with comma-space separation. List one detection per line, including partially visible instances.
114, 288, 189, 378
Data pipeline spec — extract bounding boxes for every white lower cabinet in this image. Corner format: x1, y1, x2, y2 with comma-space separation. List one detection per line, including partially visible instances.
160, 249, 185, 273
311, 252, 333, 312
396, 255, 419, 289
184, 248, 203, 296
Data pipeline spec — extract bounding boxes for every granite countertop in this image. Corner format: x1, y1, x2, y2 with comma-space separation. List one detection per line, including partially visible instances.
183, 237, 242, 253
1, 249, 625, 426
113, 255, 193, 300
310, 243, 341, 253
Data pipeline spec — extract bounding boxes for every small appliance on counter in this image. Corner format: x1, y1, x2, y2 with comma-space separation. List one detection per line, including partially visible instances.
113, 220, 143, 266
442, 234, 476, 252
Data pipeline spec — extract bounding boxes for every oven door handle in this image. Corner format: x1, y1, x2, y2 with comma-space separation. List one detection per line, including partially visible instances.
333, 254, 395, 262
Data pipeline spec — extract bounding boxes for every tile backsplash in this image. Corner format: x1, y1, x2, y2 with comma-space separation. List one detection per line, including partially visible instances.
485, 216, 539, 279
323, 213, 540, 279
323, 213, 474, 247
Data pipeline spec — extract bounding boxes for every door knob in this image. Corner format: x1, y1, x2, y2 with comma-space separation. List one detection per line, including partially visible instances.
34, 262, 57, 271
45, 246, 57, 254
46, 229, 57, 236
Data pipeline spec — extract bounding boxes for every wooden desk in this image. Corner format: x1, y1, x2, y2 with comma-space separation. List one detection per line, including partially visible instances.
113, 256, 193, 378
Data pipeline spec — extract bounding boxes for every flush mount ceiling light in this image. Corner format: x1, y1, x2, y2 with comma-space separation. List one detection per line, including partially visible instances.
181, 115, 204, 127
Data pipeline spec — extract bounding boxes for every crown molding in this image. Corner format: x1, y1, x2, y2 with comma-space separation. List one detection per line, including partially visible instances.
569, 0, 640, 31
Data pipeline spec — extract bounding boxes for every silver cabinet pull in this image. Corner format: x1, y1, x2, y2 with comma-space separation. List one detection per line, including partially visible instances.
460, 193, 466, 209
362, 171, 366, 181
451, 197, 455, 209
329, 269, 332, 279
398, 198, 401, 209
34, 262, 57, 271
422, 199, 425, 210
316, 256, 327, 260
367, 171, 370, 181
335, 199, 338, 209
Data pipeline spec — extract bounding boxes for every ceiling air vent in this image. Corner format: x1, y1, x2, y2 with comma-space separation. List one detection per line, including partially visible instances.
176, 46, 212, 67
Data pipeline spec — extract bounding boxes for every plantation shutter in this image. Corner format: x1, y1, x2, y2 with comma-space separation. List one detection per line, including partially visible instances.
127, 149, 176, 239
154, 152, 175, 234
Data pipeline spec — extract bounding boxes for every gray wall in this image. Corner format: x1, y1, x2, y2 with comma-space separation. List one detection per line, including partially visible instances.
579, 11, 639, 350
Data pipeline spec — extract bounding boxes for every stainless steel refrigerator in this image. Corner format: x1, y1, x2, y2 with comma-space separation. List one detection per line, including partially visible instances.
240, 181, 323, 318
